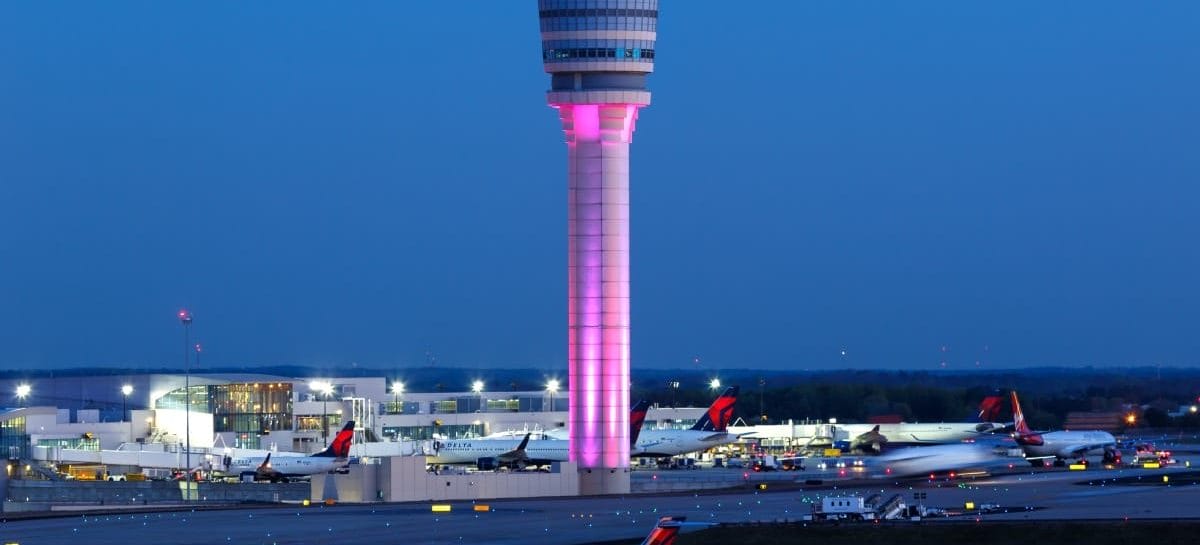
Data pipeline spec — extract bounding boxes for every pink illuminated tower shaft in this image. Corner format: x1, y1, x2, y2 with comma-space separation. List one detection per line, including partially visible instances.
562, 103, 638, 480
540, 0, 656, 495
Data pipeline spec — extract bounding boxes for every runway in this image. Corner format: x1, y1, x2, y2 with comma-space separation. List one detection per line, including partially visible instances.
3, 454, 1197, 545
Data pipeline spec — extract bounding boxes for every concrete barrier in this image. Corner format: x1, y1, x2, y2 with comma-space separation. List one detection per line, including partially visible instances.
4, 480, 308, 511
630, 470, 797, 493
376, 457, 580, 502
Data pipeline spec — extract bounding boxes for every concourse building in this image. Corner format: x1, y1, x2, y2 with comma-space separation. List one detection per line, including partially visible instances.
0, 374, 703, 464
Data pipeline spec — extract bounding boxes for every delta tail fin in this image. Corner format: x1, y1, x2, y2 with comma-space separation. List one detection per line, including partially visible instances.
639, 516, 685, 545
972, 391, 1005, 423
312, 421, 355, 458
691, 386, 739, 432
630, 400, 651, 447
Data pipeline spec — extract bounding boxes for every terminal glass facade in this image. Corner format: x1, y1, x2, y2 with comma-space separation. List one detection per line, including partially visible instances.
36, 436, 100, 451
0, 415, 29, 459
296, 414, 339, 432
155, 382, 293, 434
383, 423, 482, 442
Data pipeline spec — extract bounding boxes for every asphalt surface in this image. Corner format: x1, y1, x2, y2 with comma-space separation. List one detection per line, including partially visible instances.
2, 453, 1197, 545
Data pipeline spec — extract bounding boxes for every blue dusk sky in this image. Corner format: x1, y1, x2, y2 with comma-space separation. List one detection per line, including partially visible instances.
1, 2, 1197, 371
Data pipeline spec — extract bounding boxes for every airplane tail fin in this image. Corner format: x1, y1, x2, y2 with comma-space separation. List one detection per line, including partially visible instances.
1010, 392, 1032, 436
258, 452, 272, 470
691, 386, 739, 432
639, 516, 685, 545
971, 391, 1005, 423
312, 421, 355, 458
630, 400, 651, 447
516, 432, 532, 452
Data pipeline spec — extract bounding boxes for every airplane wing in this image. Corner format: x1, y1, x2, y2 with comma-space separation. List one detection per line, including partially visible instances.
497, 433, 533, 464
255, 453, 281, 480
1057, 442, 1113, 459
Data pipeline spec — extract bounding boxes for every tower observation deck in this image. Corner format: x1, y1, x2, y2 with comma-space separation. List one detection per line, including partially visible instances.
538, 0, 656, 495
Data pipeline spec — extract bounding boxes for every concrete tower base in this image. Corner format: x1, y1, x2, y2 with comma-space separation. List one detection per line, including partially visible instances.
578, 467, 630, 496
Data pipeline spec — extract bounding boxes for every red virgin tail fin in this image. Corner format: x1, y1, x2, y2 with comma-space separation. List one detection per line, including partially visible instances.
1010, 392, 1032, 435
639, 516, 685, 545
1009, 391, 1044, 446
313, 421, 355, 458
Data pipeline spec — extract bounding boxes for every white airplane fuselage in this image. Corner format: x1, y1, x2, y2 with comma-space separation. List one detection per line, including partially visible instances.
873, 443, 999, 477
1020, 430, 1116, 461
632, 429, 739, 457
838, 423, 997, 447
428, 438, 569, 465
430, 429, 738, 464
226, 454, 346, 478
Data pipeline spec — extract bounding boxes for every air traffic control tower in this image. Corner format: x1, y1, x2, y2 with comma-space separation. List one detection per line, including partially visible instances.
538, 0, 656, 495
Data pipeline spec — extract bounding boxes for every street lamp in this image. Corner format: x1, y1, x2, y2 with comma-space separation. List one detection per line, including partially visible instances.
390, 381, 404, 414
310, 380, 334, 447
15, 384, 30, 407
472, 380, 484, 412
178, 309, 193, 475
709, 378, 721, 391
669, 380, 680, 408
546, 379, 560, 412
121, 384, 133, 441
758, 376, 767, 424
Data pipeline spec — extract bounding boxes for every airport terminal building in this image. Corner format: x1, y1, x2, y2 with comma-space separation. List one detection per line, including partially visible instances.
0, 374, 705, 461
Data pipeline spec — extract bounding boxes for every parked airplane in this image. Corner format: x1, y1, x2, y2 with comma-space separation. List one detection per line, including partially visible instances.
838, 392, 1009, 454
223, 421, 355, 482
1010, 391, 1117, 467
429, 400, 652, 468
873, 442, 1001, 478
632, 386, 741, 458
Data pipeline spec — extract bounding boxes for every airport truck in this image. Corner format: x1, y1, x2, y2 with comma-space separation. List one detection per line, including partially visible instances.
808, 496, 876, 521
806, 494, 909, 522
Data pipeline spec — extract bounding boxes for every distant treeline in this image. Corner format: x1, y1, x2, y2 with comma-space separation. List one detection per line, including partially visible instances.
631, 369, 1200, 429
4, 365, 1197, 428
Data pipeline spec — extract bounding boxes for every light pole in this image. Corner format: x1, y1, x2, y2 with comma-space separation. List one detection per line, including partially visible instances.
471, 380, 484, 413
121, 384, 133, 441
15, 383, 30, 407
669, 380, 679, 408
178, 309, 192, 476
390, 381, 404, 414
310, 380, 334, 447
546, 379, 560, 412
758, 376, 766, 423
